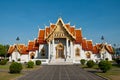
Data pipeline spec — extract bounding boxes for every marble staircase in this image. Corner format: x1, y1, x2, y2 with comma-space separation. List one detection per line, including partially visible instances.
49, 58, 73, 65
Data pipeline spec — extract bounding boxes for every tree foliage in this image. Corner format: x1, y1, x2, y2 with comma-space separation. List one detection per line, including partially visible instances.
0, 44, 8, 57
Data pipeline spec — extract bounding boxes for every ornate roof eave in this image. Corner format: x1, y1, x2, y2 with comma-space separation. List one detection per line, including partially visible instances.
45, 18, 76, 41
44, 25, 57, 41
59, 18, 76, 39
63, 24, 76, 39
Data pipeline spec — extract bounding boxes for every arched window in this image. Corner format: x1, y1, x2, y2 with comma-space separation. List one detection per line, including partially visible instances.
41, 47, 45, 56
30, 52, 35, 59
86, 52, 91, 58
75, 47, 80, 56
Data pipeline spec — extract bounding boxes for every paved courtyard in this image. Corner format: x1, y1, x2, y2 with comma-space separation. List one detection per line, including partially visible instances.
18, 65, 106, 80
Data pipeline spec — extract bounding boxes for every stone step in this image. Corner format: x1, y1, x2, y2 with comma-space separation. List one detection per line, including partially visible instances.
48, 62, 73, 65
49, 59, 73, 65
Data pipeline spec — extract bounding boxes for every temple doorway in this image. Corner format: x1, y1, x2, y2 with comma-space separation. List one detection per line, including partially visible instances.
56, 43, 65, 59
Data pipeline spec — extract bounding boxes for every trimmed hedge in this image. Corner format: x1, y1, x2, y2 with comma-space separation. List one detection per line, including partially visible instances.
86, 60, 95, 68
27, 61, 34, 68
9, 62, 23, 73
98, 60, 112, 73
80, 59, 86, 65
36, 60, 41, 65
0, 59, 7, 65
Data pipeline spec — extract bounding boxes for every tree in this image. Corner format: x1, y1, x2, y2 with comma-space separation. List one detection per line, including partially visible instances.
0, 44, 9, 57
0, 44, 6, 57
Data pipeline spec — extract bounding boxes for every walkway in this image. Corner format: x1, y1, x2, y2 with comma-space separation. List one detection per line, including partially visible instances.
18, 65, 106, 80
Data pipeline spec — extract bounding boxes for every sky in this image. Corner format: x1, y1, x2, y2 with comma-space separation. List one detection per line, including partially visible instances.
0, 0, 120, 46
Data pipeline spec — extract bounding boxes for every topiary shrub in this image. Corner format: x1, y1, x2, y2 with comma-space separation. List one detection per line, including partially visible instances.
86, 60, 95, 68
98, 60, 112, 73
9, 62, 23, 73
36, 60, 41, 65
80, 59, 86, 65
0, 59, 7, 65
27, 61, 34, 68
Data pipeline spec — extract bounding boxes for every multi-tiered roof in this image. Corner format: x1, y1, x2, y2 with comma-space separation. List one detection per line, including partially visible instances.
8, 18, 114, 54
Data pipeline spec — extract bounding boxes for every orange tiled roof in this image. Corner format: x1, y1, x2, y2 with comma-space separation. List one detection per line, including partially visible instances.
38, 30, 46, 44
82, 38, 87, 50
33, 39, 39, 50
92, 43, 114, 54
8, 46, 15, 54
93, 45, 99, 54
65, 24, 76, 37
75, 30, 82, 44
70, 27, 75, 36
45, 27, 50, 37
50, 24, 56, 30
28, 41, 34, 51
87, 40, 93, 51
105, 45, 114, 54
20, 46, 28, 54
65, 24, 70, 30
7, 44, 29, 54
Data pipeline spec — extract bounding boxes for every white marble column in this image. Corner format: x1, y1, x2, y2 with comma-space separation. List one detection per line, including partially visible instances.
48, 41, 51, 60
52, 39, 55, 59
70, 41, 73, 58
66, 38, 69, 59
39, 45, 41, 58
73, 43, 75, 63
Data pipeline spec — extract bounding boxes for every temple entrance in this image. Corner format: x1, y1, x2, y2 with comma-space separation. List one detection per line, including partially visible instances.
56, 43, 65, 59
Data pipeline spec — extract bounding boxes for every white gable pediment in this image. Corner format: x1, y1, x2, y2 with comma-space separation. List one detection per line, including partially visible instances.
46, 18, 75, 41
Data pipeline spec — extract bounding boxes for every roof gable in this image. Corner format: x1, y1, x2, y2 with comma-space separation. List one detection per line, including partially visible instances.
8, 44, 28, 54
45, 18, 76, 41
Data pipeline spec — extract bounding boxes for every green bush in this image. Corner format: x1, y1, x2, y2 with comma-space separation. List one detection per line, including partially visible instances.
27, 61, 34, 68
9, 62, 23, 73
86, 60, 95, 68
98, 60, 112, 73
115, 58, 120, 64
36, 60, 41, 65
80, 59, 86, 65
0, 59, 7, 65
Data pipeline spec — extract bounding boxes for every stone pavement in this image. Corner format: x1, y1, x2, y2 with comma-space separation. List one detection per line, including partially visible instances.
17, 65, 106, 80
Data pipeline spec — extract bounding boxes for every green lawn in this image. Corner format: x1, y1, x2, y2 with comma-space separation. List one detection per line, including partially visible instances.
96, 64, 120, 80
0, 63, 41, 80
81, 64, 120, 80
0, 72, 22, 80
0, 65, 9, 70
